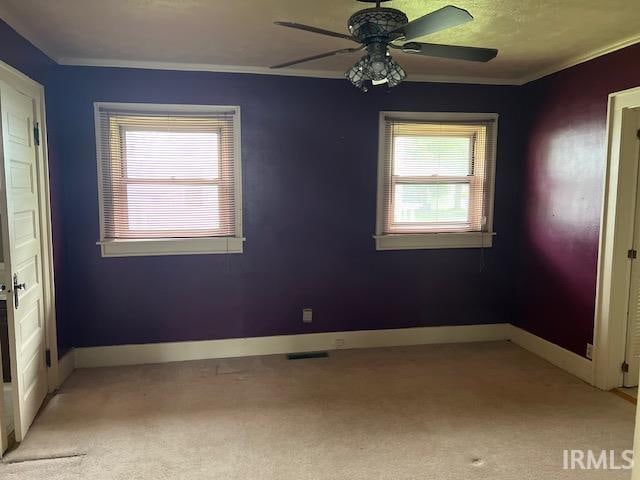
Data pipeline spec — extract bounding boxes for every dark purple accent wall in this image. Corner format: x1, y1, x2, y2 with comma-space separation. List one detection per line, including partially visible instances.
516, 43, 640, 356
47, 66, 526, 347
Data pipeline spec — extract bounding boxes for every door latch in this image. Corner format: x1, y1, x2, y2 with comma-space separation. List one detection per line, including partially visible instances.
13, 273, 26, 309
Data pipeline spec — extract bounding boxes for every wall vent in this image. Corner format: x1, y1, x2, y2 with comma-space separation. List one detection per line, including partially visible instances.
286, 351, 329, 360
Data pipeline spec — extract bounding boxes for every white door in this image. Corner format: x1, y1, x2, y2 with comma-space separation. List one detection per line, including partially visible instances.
0, 80, 48, 441
624, 111, 640, 387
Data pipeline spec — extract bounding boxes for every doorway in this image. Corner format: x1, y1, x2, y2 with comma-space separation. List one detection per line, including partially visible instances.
0, 61, 58, 456
594, 87, 640, 391
623, 107, 640, 389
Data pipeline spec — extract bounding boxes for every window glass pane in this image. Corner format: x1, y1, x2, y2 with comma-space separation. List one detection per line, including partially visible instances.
124, 130, 219, 180
126, 184, 220, 232
393, 136, 471, 176
393, 183, 469, 224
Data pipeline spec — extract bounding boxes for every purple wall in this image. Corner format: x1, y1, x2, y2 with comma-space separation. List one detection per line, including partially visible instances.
6, 14, 638, 356
0, 19, 55, 84
47, 66, 526, 347
0, 20, 71, 354
516, 43, 640, 356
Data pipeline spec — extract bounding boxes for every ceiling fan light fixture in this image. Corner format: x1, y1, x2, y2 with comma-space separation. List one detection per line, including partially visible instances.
385, 57, 406, 87
345, 53, 406, 92
273, 2, 497, 91
345, 57, 369, 91
348, 8, 408, 43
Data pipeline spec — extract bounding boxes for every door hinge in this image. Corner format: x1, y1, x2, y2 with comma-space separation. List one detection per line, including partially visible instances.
33, 122, 40, 146
45, 348, 51, 368
622, 361, 629, 373
628, 249, 637, 259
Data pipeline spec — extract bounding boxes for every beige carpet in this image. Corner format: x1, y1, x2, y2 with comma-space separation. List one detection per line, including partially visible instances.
0, 341, 635, 479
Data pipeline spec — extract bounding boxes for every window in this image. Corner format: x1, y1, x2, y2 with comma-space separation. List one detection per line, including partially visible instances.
94, 103, 243, 257
375, 112, 497, 250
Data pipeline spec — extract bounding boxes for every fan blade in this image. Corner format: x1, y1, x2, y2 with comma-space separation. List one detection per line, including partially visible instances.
391, 6, 473, 41
274, 22, 355, 42
271, 47, 362, 69
402, 42, 498, 62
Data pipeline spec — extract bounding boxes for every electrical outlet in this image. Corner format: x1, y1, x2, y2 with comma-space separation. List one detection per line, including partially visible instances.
335, 338, 345, 348
586, 343, 594, 360
302, 308, 313, 324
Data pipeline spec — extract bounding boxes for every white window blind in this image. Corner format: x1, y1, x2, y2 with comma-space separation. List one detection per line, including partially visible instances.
96, 105, 240, 242
381, 117, 496, 235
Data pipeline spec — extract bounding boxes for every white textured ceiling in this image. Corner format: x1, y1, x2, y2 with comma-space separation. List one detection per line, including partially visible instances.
1, 0, 639, 84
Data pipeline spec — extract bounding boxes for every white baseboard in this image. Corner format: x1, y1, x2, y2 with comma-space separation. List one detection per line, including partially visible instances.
71, 323, 596, 387
508, 325, 594, 384
57, 349, 76, 388
74, 323, 511, 368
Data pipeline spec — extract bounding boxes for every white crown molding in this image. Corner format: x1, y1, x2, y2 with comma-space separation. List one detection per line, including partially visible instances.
58, 57, 347, 80
56, 57, 519, 85
54, 31, 640, 86
518, 33, 640, 85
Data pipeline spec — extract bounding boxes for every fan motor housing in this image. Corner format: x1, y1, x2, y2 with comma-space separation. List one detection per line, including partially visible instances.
348, 8, 407, 43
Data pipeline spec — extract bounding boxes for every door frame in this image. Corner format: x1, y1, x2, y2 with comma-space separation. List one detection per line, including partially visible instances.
0, 60, 59, 392
593, 85, 640, 390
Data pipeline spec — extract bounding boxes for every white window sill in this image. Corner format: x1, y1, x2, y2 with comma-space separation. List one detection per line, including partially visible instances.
374, 232, 495, 251
98, 237, 245, 258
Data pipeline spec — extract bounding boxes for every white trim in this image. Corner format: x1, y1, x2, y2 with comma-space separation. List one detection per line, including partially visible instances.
94, 102, 241, 114
99, 237, 245, 257
509, 326, 594, 384
35, 78, 59, 392
57, 349, 76, 388
57, 57, 519, 86
51, 37, 640, 87
375, 111, 498, 251
593, 86, 640, 390
0, 59, 45, 97
74, 323, 511, 368
376, 111, 500, 122
374, 232, 494, 250
93, 102, 244, 257
72, 324, 599, 388
520, 34, 640, 85
0, 61, 59, 393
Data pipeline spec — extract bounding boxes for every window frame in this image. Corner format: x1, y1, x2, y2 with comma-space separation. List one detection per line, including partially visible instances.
375, 111, 498, 251
94, 102, 244, 257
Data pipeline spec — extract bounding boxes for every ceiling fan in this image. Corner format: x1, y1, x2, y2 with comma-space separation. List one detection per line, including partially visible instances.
271, 0, 498, 91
